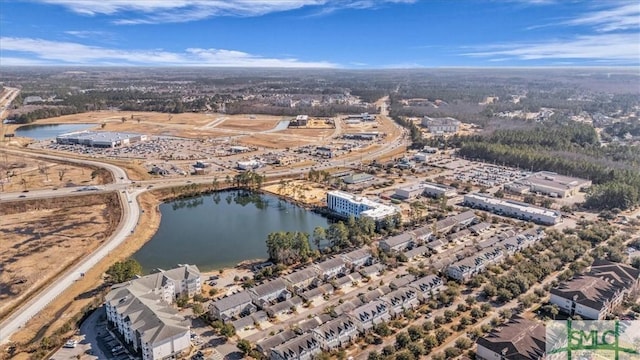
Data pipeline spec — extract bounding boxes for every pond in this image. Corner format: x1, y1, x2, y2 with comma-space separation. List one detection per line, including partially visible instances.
132, 190, 329, 272
15, 123, 95, 140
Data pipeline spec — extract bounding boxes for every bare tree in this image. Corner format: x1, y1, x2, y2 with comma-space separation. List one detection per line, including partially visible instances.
38, 162, 50, 182
58, 168, 68, 182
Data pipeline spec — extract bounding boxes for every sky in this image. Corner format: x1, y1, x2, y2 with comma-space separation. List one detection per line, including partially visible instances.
0, 0, 639, 68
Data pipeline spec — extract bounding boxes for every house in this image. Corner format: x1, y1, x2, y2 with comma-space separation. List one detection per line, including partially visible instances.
349, 300, 391, 333
270, 333, 321, 360
382, 287, 420, 316
209, 291, 256, 321
341, 247, 373, 268
314, 257, 348, 280
476, 316, 546, 360
105, 285, 190, 360
284, 268, 319, 294
312, 315, 358, 350
379, 233, 414, 252
409, 275, 445, 302
550, 259, 640, 320
249, 279, 291, 308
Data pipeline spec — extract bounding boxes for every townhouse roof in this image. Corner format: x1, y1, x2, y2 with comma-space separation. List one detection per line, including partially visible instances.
271, 334, 319, 359
383, 287, 418, 306
315, 257, 347, 273
251, 278, 288, 299
404, 245, 428, 259
313, 315, 356, 339
409, 275, 444, 293
257, 330, 296, 353
210, 291, 253, 313
342, 247, 372, 263
476, 316, 546, 360
284, 268, 318, 286
381, 232, 413, 248
351, 300, 389, 322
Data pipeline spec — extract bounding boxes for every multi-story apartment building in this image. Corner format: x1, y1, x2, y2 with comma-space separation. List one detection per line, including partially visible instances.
104, 265, 200, 360
312, 315, 358, 350
326, 191, 398, 221
476, 316, 546, 360
550, 259, 640, 320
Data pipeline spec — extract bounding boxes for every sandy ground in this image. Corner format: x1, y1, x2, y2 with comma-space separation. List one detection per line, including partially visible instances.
5, 193, 159, 353
262, 180, 327, 206
0, 193, 121, 322
216, 118, 282, 131
0, 153, 110, 192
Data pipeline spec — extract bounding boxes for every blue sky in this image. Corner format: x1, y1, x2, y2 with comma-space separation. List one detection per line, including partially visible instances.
1, 0, 638, 67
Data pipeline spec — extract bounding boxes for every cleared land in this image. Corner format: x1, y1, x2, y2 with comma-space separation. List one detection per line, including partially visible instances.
0, 153, 111, 192
0, 193, 121, 322
262, 180, 327, 206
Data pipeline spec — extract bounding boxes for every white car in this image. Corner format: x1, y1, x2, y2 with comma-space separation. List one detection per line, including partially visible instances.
63, 340, 77, 348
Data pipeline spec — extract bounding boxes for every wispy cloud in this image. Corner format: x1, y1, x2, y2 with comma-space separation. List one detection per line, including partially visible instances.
65, 30, 111, 39
33, 0, 416, 24
463, 33, 640, 63
0, 37, 338, 67
564, 2, 640, 32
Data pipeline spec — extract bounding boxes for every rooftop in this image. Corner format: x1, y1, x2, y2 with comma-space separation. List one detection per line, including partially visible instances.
465, 193, 560, 218
476, 316, 546, 360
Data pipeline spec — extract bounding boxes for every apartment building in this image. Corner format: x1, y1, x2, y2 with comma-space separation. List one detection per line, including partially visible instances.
476, 316, 546, 360
314, 257, 348, 280
283, 268, 319, 294
341, 247, 373, 268
421, 116, 460, 134
250, 278, 292, 307
382, 287, 420, 317
409, 275, 445, 302
550, 259, 640, 320
105, 278, 193, 360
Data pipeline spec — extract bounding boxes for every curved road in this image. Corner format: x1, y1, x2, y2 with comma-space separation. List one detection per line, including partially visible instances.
0, 99, 409, 343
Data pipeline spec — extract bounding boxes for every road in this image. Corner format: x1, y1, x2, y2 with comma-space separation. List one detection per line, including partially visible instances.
0, 97, 409, 343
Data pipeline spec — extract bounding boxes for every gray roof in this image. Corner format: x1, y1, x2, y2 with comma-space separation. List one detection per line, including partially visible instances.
342, 247, 372, 263
271, 334, 319, 359
315, 257, 347, 272
211, 291, 253, 313
257, 330, 296, 353
476, 316, 545, 359
251, 278, 288, 298
404, 245, 428, 259
381, 233, 413, 248
284, 268, 318, 285
313, 315, 356, 339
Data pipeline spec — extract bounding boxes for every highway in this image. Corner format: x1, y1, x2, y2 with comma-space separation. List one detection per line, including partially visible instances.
0, 99, 409, 343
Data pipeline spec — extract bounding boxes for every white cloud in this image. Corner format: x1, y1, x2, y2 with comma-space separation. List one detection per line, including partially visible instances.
65, 30, 111, 39
0, 37, 337, 67
33, 0, 416, 24
463, 33, 640, 63
565, 2, 640, 32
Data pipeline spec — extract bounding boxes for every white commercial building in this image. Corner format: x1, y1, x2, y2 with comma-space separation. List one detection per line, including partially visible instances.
326, 190, 398, 221
56, 131, 148, 148
464, 193, 561, 225
237, 159, 262, 170
421, 117, 460, 134
506, 171, 592, 198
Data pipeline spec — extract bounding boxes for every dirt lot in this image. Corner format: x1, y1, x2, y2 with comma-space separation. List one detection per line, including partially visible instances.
262, 180, 327, 206
0, 153, 111, 192
5, 192, 160, 355
0, 193, 121, 322
216, 117, 282, 131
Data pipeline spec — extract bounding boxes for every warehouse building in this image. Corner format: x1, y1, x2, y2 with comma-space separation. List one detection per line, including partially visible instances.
56, 131, 148, 148
464, 193, 561, 225
421, 117, 460, 134
505, 171, 592, 198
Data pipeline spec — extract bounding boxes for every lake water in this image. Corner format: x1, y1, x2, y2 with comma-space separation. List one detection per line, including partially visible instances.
15, 123, 95, 140
133, 190, 329, 272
